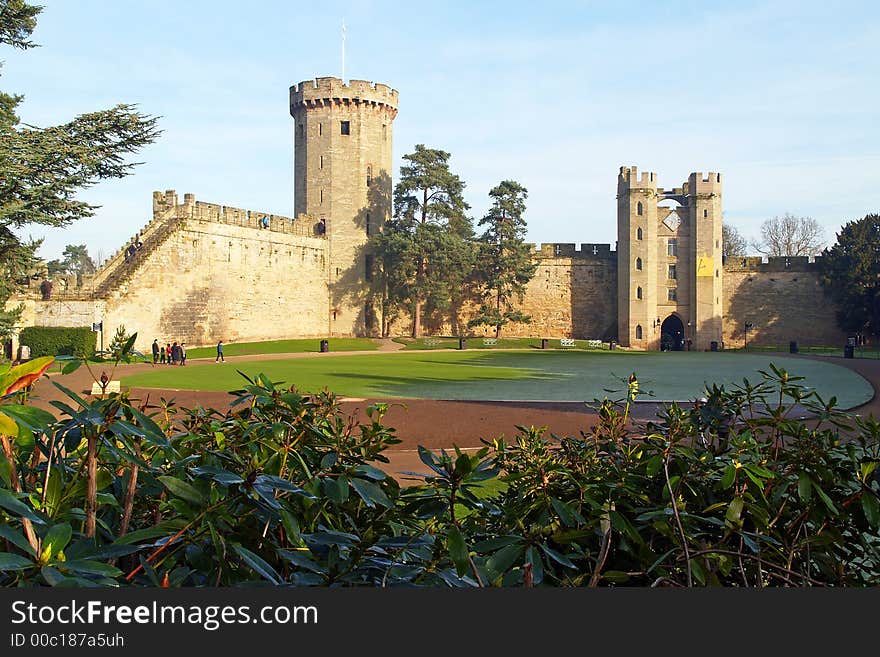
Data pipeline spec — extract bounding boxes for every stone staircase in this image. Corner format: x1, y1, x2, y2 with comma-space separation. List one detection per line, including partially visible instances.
90, 205, 181, 298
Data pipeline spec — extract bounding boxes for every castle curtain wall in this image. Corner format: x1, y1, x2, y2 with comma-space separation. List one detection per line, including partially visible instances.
722, 257, 846, 348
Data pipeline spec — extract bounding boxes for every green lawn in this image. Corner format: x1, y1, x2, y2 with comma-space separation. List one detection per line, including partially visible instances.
182, 338, 380, 359
122, 350, 873, 409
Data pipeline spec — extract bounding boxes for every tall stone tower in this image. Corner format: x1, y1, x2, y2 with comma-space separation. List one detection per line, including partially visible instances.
290, 77, 398, 336
617, 166, 723, 351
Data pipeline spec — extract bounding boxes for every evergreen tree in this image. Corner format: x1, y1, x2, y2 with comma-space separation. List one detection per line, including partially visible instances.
0, 1, 160, 341
819, 213, 880, 339
381, 145, 471, 337
469, 180, 537, 338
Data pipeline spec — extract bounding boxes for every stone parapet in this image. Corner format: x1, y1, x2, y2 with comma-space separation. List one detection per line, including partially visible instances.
724, 255, 818, 273
528, 243, 616, 259
290, 77, 398, 116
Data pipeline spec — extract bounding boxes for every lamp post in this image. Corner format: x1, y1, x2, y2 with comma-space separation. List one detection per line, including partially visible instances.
744, 322, 753, 350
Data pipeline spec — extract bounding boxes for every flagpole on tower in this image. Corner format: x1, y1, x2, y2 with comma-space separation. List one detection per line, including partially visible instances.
341, 20, 346, 83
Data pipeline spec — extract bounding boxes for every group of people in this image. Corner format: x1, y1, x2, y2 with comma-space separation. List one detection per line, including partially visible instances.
151, 339, 187, 366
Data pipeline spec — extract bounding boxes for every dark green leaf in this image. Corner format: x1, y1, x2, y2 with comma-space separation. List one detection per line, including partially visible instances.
0, 524, 35, 556
56, 560, 122, 577
233, 544, 282, 584
447, 526, 469, 577
602, 571, 631, 583
860, 493, 879, 528
0, 552, 34, 571
353, 464, 387, 481
61, 360, 82, 375
278, 549, 324, 574
539, 543, 576, 569
797, 473, 812, 502
720, 465, 736, 489
0, 488, 44, 524
551, 498, 581, 527
813, 483, 839, 515
350, 477, 391, 508
158, 476, 206, 507
255, 474, 316, 497
486, 544, 523, 582
473, 536, 522, 553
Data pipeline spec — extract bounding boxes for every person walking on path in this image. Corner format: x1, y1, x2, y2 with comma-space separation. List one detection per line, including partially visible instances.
180, 342, 187, 366
216, 340, 225, 363
159, 345, 166, 365
152, 339, 159, 364
166, 344, 172, 365
170, 341, 181, 366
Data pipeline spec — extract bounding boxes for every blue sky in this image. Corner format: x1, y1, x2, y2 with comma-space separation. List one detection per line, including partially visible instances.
4, 0, 878, 261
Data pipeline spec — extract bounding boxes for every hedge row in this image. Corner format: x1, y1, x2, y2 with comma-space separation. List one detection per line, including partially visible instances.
18, 326, 96, 358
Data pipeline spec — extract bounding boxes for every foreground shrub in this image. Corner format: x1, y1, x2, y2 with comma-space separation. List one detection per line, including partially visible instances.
0, 358, 877, 587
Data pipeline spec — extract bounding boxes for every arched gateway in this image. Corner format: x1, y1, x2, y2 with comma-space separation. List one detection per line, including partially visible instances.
660, 315, 685, 351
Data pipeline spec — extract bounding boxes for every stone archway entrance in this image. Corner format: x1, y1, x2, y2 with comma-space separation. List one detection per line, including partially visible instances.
660, 315, 685, 351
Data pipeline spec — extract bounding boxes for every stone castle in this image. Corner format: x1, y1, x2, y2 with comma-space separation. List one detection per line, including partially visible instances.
8, 76, 846, 355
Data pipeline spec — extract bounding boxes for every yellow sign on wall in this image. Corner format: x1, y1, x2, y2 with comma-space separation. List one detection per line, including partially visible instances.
697, 256, 714, 277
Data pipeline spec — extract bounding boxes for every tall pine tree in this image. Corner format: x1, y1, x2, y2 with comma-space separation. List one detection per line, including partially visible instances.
379, 145, 472, 337
469, 180, 536, 338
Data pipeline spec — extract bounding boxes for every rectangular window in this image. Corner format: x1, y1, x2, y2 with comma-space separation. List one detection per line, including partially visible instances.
341, 120, 350, 135
365, 254, 374, 282
320, 155, 323, 169
667, 238, 678, 257
668, 264, 677, 280
319, 123, 322, 136
668, 288, 677, 301
320, 189, 323, 204
366, 213, 371, 236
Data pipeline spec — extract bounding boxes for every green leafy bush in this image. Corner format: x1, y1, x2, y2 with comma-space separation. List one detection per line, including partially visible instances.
0, 361, 877, 587
17, 326, 95, 358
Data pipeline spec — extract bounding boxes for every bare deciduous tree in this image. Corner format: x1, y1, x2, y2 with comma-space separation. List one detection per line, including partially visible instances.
752, 213, 824, 256
722, 223, 748, 259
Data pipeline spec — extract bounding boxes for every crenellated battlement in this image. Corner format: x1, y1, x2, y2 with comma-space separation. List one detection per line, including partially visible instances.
155, 190, 327, 239
290, 77, 399, 114
688, 171, 722, 195
618, 165, 657, 191
724, 255, 818, 272
527, 243, 616, 259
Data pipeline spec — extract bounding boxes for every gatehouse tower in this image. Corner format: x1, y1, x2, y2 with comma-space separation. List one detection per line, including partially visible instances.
290, 77, 398, 336
617, 166, 723, 351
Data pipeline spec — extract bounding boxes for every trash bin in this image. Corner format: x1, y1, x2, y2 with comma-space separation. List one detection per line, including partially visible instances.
541, 338, 549, 350
844, 344, 854, 359
458, 337, 467, 350
609, 340, 616, 351
710, 341, 718, 352
789, 341, 798, 354
319, 339, 329, 353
